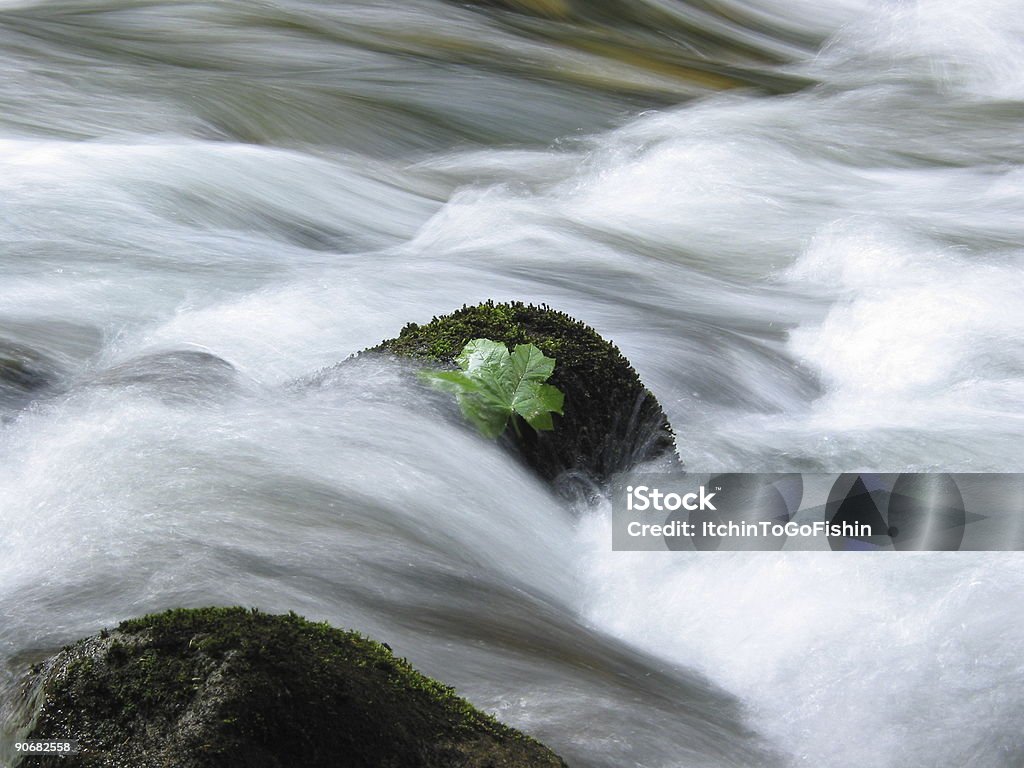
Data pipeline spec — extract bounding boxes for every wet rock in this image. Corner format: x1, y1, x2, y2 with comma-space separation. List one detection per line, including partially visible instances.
365, 301, 678, 484
0, 339, 62, 410
19, 607, 567, 768
90, 350, 237, 402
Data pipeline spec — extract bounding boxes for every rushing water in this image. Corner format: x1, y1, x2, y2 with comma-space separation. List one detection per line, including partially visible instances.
1, 1, 1023, 766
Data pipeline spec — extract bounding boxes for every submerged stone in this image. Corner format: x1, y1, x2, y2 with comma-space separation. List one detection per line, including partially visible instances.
19, 607, 567, 768
89, 350, 238, 402
366, 301, 678, 484
0, 339, 62, 410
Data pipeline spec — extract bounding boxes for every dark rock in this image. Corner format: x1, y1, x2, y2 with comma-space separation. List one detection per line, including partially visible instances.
365, 301, 678, 484
90, 350, 237, 402
0, 339, 62, 410
18, 607, 567, 768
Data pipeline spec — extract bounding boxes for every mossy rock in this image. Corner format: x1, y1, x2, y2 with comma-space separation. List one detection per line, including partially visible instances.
20, 607, 567, 768
367, 301, 678, 483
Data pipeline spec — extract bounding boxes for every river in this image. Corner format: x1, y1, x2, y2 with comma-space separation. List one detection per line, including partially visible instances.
1, 1, 1023, 766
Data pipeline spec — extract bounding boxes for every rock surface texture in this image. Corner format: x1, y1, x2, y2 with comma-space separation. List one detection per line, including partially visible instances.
21, 607, 568, 768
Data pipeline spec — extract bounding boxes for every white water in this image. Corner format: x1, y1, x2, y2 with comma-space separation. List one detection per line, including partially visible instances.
1, 0, 1023, 766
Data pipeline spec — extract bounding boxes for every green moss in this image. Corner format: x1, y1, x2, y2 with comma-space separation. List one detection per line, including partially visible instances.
366, 301, 678, 482
25, 607, 566, 768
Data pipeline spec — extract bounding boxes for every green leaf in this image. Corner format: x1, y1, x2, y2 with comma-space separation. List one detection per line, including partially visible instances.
512, 382, 564, 432
420, 338, 564, 439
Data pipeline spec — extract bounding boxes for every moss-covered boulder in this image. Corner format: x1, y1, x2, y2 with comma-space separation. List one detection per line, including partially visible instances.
366, 301, 677, 483
19, 607, 567, 768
